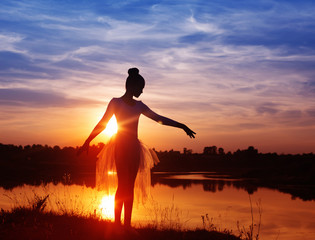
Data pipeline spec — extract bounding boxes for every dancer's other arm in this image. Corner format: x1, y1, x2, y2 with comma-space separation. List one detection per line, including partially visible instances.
78, 99, 115, 155
142, 103, 196, 138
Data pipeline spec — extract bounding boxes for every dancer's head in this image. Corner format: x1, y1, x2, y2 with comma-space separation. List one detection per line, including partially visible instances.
126, 68, 145, 98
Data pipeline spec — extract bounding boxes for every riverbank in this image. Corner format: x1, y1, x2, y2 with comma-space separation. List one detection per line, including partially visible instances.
0, 207, 241, 240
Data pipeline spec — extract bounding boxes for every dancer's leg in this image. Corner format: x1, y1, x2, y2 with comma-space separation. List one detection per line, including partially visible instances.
115, 137, 140, 226
114, 186, 124, 225
123, 181, 136, 226
115, 169, 137, 226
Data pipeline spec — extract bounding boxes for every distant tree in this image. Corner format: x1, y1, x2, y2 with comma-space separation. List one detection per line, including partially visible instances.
226, 151, 232, 158
218, 147, 225, 155
247, 146, 258, 154
24, 145, 31, 150
233, 146, 259, 160
53, 145, 61, 151
183, 148, 192, 155
203, 146, 217, 155
32, 144, 44, 150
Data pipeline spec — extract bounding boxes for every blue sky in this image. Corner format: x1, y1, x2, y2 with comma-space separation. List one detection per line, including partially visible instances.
1, 0, 315, 153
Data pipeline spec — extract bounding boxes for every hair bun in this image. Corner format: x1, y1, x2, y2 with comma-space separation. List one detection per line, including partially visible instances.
128, 68, 139, 76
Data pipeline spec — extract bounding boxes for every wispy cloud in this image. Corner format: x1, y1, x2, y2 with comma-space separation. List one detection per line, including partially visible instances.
0, 33, 25, 53
0, 88, 102, 107
1, 0, 315, 152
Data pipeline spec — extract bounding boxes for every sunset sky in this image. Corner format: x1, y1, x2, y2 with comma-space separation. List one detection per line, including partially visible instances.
1, 0, 315, 154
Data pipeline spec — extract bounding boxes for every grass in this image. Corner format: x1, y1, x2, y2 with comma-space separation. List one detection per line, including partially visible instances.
0, 208, 241, 240
1, 182, 263, 240
142, 196, 184, 230
236, 196, 262, 240
200, 195, 262, 240
0, 194, 242, 240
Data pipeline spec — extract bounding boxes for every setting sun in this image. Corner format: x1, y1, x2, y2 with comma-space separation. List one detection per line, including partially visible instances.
104, 115, 118, 137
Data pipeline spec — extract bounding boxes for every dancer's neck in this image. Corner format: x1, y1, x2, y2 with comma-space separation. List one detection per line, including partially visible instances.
121, 92, 136, 106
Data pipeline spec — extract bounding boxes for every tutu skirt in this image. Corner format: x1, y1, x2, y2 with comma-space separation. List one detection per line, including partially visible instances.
96, 135, 159, 202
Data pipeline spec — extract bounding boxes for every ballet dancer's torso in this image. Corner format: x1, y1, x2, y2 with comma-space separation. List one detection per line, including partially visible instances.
111, 97, 144, 166
111, 97, 144, 139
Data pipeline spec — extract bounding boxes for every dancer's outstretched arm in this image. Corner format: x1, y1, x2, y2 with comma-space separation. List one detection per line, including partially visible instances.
142, 103, 196, 138
78, 100, 114, 154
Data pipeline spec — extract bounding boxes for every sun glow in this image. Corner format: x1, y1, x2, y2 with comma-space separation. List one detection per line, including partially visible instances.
99, 194, 115, 219
107, 171, 116, 175
104, 115, 118, 137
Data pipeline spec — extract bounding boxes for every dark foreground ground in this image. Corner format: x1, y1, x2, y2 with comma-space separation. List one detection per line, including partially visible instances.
0, 208, 241, 240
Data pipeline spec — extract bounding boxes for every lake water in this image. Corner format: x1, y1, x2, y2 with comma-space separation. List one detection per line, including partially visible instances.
1, 172, 315, 240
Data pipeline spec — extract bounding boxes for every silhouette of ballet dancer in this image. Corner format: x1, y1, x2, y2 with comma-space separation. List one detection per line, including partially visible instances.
78, 68, 195, 227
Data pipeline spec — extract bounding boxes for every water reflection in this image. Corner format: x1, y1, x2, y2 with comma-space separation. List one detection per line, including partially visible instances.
149, 180, 315, 240
152, 172, 315, 201
2, 170, 314, 202
99, 195, 115, 219
1, 174, 315, 240
0, 183, 183, 229
0, 183, 118, 221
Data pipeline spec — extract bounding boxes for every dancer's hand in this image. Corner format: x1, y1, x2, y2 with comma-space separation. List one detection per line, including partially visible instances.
182, 125, 196, 138
77, 141, 90, 155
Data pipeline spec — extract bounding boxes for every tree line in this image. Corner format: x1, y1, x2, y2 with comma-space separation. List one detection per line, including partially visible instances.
0, 143, 314, 190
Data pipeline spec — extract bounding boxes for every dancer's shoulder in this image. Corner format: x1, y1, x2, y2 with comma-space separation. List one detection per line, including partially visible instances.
110, 97, 121, 104
105, 98, 120, 109
136, 100, 150, 112
136, 100, 146, 107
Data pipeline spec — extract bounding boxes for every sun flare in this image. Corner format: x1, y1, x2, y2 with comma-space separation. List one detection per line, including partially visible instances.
99, 194, 115, 219
104, 115, 118, 137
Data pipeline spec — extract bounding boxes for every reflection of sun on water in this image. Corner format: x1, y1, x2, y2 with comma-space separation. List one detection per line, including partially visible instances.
99, 194, 115, 220
104, 115, 118, 137
99, 171, 117, 219
1, 183, 185, 229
